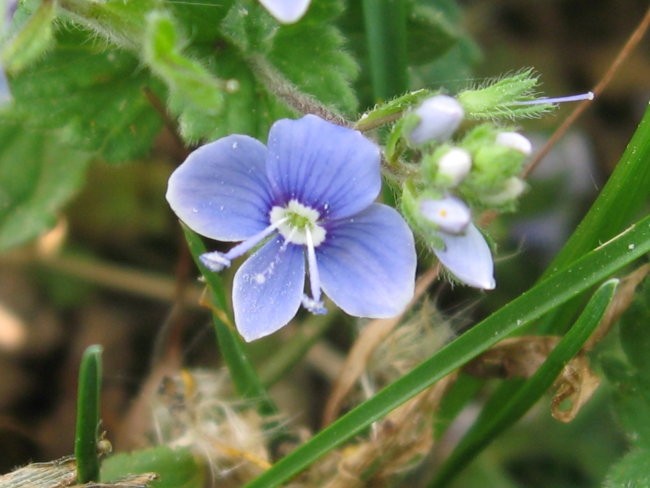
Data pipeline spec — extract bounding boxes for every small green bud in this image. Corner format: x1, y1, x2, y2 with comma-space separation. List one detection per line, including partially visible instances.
456, 69, 553, 120
478, 177, 527, 206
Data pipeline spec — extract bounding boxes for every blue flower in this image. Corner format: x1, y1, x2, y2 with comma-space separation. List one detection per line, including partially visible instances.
167, 115, 417, 341
258, 0, 311, 23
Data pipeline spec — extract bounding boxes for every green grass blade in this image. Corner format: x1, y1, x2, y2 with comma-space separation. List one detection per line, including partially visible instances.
431, 279, 619, 487
538, 103, 650, 333
246, 216, 650, 488
362, 0, 409, 101
429, 104, 650, 486
74, 344, 103, 483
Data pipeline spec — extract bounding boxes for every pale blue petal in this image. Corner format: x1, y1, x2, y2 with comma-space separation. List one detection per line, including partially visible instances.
434, 223, 495, 290
233, 236, 305, 341
266, 115, 381, 220
258, 0, 310, 23
316, 204, 416, 317
420, 195, 471, 234
166, 135, 273, 241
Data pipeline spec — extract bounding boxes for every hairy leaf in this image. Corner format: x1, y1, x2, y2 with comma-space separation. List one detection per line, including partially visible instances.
10, 27, 163, 162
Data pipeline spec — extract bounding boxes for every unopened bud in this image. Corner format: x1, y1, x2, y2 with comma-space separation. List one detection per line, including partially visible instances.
496, 132, 532, 156
480, 177, 527, 205
408, 95, 464, 145
436, 147, 472, 186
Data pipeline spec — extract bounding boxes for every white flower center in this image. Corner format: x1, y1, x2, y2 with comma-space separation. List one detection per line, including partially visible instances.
270, 199, 326, 246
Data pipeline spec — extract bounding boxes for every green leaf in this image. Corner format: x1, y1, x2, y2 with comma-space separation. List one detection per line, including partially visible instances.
603, 449, 650, 488
220, 0, 358, 119
58, 0, 160, 49
245, 215, 650, 488
11, 27, 163, 163
220, 0, 277, 54
605, 279, 650, 449
0, 118, 90, 251
165, 0, 232, 44
431, 279, 619, 486
265, 1, 359, 115
143, 10, 228, 143
75, 345, 103, 483
606, 360, 650, 450
618, 274, 650, 375
406, 1, 460, 66
101, 446, 204, 488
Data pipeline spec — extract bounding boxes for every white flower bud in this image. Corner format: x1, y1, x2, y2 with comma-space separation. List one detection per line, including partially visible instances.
408, 95, 464, 145
496, 132, 532, 156
437, 148, 472, 186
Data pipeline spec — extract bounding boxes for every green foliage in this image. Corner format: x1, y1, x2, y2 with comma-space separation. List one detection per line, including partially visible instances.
407, 1, 460, 66
10, 27, 163, 162
603, 449, 650, 488
101, 446, 205, 488
143, 10, 227, 142
0, 1, 647, 487
604, 279, 650, 450
0, 117, 89, 251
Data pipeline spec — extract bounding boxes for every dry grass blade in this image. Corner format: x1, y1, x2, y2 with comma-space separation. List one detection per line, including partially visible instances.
0, 457, 158, 488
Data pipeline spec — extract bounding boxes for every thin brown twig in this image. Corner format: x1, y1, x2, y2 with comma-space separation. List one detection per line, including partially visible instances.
2, 249, 204, 307
523, 7, 650, 178
142, 86, 188, 153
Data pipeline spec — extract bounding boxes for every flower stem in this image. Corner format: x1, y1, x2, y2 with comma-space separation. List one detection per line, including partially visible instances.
362, 0, 409, 102
248, 54, 349, 127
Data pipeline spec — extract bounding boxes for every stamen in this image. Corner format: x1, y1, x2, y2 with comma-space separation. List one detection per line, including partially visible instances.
302, 227, 327, 314
200, 218, 288, 272
514, 92, 594, 106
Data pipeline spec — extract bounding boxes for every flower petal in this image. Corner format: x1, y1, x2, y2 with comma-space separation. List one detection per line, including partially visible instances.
316, 204, 416, 317
232, 236, 305, 341
420, 195, 471, 234
434, 223, 495, 290
258, 0, 311, 23
166, 135, 273, 241
266, 115, 381, 220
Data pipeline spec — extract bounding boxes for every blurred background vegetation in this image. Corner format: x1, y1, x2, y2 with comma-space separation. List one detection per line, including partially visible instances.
0, 0, 648, 486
